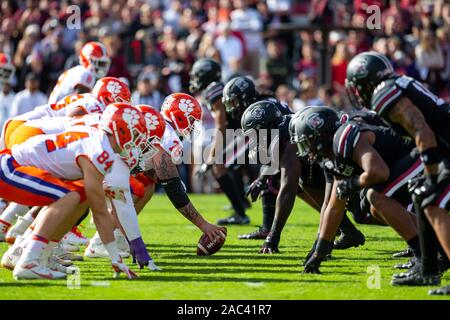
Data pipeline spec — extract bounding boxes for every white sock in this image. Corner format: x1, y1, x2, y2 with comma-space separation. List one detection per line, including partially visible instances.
19, 234, 48, 263
22, 210, 36, 223
0, 203, 29, 225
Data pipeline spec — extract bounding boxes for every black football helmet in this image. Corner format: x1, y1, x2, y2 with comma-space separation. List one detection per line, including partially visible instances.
223, 76, 258, 117
289, 106, 339, 161
345, 51, 395, 109
189, 58, 221, 93
241, 100, 284, 162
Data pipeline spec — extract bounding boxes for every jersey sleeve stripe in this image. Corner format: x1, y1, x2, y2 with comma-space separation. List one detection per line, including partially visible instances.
373, 88, 401, 114
437, 184, 450, 209
338, 124, 353, 157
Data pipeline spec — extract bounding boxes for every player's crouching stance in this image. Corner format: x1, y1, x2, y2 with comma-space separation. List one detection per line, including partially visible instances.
132, 93, 227, 242
0, 103, 148, 279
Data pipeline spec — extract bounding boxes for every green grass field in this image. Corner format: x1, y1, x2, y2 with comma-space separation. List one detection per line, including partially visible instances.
0, 194, 448, 300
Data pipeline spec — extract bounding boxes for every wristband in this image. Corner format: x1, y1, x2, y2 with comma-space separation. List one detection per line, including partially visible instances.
420, 147, 442, 165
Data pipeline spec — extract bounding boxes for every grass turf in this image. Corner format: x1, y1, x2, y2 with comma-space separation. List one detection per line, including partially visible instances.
0, 194, 448, 300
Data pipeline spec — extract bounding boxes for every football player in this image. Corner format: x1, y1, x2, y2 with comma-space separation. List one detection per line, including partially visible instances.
290, 107, 424, 277
0, 77, 131, 246
0, 103, 148, 279
240, 101, 365, 254
190, 59, 250, 226
86, 93, 227, 258
48, 41, 110, 104
346, 51, 450, 293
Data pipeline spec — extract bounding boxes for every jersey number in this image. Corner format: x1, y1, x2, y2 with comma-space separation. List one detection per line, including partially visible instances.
45, 132, 90, 153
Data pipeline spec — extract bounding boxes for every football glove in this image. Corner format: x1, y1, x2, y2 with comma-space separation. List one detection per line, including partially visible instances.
259, 233, 280, 254
336, 176, 361, 200
246, 177, 268, 202
195, 163, 211, 178
112, 258, 138, 279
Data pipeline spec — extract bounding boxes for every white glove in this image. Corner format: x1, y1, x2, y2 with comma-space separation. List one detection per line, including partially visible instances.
112, 258, 138, 279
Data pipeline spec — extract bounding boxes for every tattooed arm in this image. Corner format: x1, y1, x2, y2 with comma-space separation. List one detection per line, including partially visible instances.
151, 149, 227, 240
388, 96, 438, 175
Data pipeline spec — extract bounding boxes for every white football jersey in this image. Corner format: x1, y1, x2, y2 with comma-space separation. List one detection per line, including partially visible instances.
48, 65, 96, 104
15, 94, 104, 121
139, 121, 182, 171
11, 126, 115, 180
24, 114, 101, 135
160, 121, 183, 162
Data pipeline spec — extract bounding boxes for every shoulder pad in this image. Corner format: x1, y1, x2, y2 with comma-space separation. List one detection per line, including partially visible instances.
333, 122, 361, 160
394, 75, 414, 89
202, 81, 224, 109
371, 78, 402, 116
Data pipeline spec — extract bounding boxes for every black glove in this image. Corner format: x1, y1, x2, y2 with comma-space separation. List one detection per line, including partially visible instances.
336, 176, 361, 200
303, 254, 324, 274
246, 177, 268, 202
303, 237, 318, 266
410, 174, 438, 209
259, 233, 280, 254
195, 163, 211, 178
302, 238, 333, 274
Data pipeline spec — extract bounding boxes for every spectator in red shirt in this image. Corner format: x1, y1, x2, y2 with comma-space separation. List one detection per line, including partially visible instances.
331, 40, 349, 94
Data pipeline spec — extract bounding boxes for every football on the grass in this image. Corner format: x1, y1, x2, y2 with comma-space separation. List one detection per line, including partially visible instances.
197, 228, 227, 256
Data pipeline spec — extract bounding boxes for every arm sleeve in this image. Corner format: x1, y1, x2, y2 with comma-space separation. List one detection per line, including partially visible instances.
104, 156, 142, 241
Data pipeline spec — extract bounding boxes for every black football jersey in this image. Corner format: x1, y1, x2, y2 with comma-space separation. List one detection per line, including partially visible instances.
326, 121, 414, 178
370, 75, 450, 150
340, 110, 389, 128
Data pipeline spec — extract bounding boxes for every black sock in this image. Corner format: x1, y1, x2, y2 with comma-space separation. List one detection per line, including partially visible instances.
407, 235, 421, 258
231, 170, 248, 205
217, 173, 245, 216
261, 192, 276, 231
338, 213, 359, 235
73, 207, 90, 227
416, 206, 439, 275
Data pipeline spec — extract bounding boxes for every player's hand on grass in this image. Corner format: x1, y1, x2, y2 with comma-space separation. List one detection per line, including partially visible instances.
129, 237, 162, 271
259, 234, 280, 254
200, 221, 227, 242
246, 177, 268, 202
112, 258, 138, 279
303, 254, 323, 274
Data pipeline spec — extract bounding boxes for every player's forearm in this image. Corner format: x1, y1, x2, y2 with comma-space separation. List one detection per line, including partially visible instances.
319, 206, 345, 242
178, 202, 205, 228
270, 188, 296, 237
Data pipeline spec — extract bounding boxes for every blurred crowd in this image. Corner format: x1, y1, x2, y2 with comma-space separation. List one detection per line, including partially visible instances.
0, 0, 449, 191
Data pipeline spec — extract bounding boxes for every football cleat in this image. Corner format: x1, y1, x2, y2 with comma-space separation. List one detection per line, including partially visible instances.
13, 260, 66, 280
0, 219, 11, 242
217, 214, 250, 226
392, 247, 413, 258
5, 216, 33, 244
53, 243, 84, 261
238, 227, 270, 240
60, 241, 80, 252
84, 237, 129, 259
391, 273, 441, 286
429, 284, 450, 295
394, 257, 418, 270
1, 235, 25, 270
333, 230, 365, 250
61, 226, 89, 246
